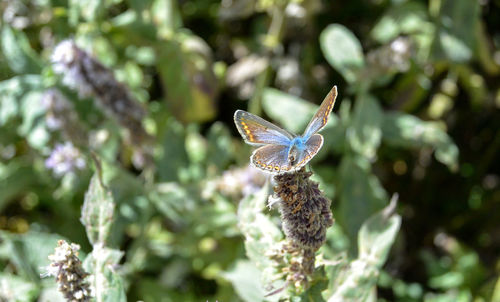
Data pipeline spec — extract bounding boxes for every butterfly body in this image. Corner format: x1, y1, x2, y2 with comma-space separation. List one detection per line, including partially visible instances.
234, 86, 337, 174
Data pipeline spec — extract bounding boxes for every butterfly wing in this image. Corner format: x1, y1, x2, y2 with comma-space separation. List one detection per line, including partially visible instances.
303, 86, 338, 139
290, 134, 324, 171
251, 144, 292, 173
234, 110, 294, 146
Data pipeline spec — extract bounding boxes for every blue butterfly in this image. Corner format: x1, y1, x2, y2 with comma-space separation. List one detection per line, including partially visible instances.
234, 86, 338, 174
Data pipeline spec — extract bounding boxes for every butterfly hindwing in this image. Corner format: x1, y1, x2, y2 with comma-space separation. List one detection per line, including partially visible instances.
234, 110, 294, 146
303, 86, 337, 139
291, 134, 324, 171
251, 144, 292, 173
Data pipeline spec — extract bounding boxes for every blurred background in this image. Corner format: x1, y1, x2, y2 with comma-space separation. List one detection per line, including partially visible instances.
0, 0, 499, 301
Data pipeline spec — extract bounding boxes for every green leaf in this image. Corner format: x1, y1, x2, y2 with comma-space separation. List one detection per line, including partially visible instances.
18, 91, 46, 135
381, 112, 459, 171
0, 25, 42, 74
157, 31, 218, 123
206, 122, 234, 170
358, 196, 401, 268
236, 184, 286, 299
149, 182, 195, 227
222, 260, 268, 302
430, 0, 480, 62
327, 259, 379, 302
299, 267, 328, 302
37, 283, 67, 302
320, 24, 365, 84
69, 0, 105, 22
0, 230, 72, 281
156, 118, 189, 182
0, 273, 39, 302
81, 171, 116, 246
152, 0, 183, 33
347, 94, 383, 160
337, 156, 388, 250
185, 125, 208, 164
238, 184, 282, 268
84, 246, 126, 302
0, 75, 43, 126
371, 2, 431, 43
0, 159, 39, 212
437, 31, 472, 62
262, 88, 317, 134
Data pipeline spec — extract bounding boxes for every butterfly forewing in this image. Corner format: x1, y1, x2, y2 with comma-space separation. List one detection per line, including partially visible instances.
303, 86, 338, 139
234, 110, 294, 146
291, 134, 324, 171
251, 144, 292, 173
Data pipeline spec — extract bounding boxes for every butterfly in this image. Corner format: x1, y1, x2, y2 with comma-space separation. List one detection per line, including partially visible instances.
234, 86, 338, 174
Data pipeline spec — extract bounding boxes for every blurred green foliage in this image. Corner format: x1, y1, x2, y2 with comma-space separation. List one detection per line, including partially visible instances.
0, 0, 499, 301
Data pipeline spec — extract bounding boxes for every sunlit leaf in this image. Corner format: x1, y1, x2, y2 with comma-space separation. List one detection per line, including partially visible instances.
0, 25, 42, 74
69, 0, 104, 23
347, 94, 383, 160
0, 75, 43, 126
262, 88, 317, 133
327, 259, 378, 302
371, 1, 430, 43
238, 183, 282, 267
320, 24, 365, 84
0, 273, 39, 302
430, 0, 480, 62
236, 184, 285, 300
222, 260, 267, 302
0, 231, 71, 281
358, 196, 401, 268
81, 171, 115, 246
149, 182, 196, 227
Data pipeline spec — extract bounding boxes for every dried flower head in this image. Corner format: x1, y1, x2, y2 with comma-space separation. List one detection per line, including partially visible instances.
51, 40, 151, 149
272, 168, 334, 251
45, 142, 86, 176
264, 168, 334, 290
43, 240, 91, 301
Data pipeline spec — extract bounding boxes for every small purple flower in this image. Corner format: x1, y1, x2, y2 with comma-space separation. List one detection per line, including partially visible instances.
45, 142, 86, 176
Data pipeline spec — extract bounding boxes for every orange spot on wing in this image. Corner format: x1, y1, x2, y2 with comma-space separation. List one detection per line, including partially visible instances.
240, 121, 255, 141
